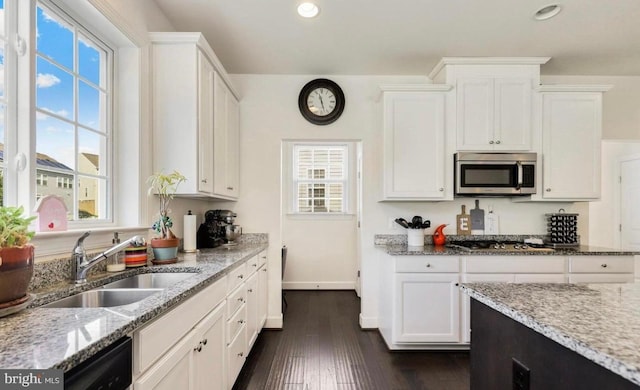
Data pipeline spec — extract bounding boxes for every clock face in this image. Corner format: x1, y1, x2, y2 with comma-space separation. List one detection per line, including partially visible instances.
307, 87, 337, 116
298, 79, 345, 125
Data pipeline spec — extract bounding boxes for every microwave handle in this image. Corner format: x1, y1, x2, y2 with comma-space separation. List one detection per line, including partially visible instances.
516, 161, 523, 190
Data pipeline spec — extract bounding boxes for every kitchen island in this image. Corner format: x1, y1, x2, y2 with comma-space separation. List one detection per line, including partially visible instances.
461, 282, 640, 389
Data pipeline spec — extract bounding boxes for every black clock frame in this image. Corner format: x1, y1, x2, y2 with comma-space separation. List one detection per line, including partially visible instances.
298, 78, 345, 125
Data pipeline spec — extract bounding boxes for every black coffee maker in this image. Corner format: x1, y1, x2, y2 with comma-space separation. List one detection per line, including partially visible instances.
197, 209, 237, 248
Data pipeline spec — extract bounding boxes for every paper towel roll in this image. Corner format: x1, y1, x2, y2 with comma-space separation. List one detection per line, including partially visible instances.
183, 211, 197, 252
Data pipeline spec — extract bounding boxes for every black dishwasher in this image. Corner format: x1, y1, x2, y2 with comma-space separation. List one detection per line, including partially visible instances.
64, 336, 132, 390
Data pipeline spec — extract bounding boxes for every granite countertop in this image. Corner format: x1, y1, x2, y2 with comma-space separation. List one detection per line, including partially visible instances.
460, 282, 640, 386
378, 243, 639, 256
0, 242, 268, 372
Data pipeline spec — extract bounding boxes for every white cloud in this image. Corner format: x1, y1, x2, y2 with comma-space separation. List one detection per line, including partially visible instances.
36, 73, 61, 88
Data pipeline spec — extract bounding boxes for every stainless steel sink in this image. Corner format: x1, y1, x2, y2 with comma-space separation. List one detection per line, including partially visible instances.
42, 288, 163, 308
100, 272, 196, 289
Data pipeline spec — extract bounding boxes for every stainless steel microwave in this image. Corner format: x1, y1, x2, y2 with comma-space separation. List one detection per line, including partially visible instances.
455, 152, 537, 196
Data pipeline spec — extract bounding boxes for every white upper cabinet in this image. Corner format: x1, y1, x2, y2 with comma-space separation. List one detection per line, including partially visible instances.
150, 32, 240, 200
531, 86, 611, 201
456, 77, 532, 151
381, 85, 453, 200
429, 58, 549, 152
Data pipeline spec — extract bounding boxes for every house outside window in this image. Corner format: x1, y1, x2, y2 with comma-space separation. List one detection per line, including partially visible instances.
34, 1, 112, 221
292, 144, 349, 214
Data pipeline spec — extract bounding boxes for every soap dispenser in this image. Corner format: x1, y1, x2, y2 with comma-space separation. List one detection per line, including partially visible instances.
107, 232, 126, 272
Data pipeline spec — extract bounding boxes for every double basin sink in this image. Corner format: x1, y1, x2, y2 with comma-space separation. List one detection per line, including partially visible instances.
42, 272, 197, 309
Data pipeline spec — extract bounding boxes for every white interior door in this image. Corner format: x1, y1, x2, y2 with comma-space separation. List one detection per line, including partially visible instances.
619, 156, 640, 250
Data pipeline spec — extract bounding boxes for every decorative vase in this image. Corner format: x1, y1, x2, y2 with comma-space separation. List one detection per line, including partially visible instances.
150, 238, 179, 264
0, 244, 35, 305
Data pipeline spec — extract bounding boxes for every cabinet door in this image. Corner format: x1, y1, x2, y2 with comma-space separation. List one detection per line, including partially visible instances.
213, 73, 229, 198
456, 78, 493, 150
134, 331, 195, 390
383, 91, 447, 199
226, 94, 240, 198
393, 273, 460, 343
541, 92, 602, 200
193, 303, 226, 390
493, 78, 531, 151
197, 51, 215, 194
258, 264, 268, 328
245, 272, 259, 350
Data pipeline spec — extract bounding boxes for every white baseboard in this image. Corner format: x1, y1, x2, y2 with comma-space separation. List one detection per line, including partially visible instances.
264, 314, 283, 329
282, 281, 356, 290
359, 314, 378, 329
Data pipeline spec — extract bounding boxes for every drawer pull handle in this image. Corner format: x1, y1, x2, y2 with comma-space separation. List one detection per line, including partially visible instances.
261, 256, 267, 259
238, 320, 245, 324
238, 352, 244, 357
238, 275, 244, 279
227, 186, 234, 190
253, 264, 258, 267
202, 338, 207, 345
263, 268, 267, 272
601, 264, 608, 268
194, 343, 203, 352
201, 179, 208, 183
238, 297, 244, 302
248, 289, 253, 293
425, 263, 432, 268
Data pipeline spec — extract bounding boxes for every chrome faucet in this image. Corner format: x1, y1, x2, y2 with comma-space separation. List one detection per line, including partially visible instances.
72, 231, 147, 284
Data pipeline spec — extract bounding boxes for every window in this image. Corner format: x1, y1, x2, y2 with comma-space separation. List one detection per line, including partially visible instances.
35, 1, 112, 221
292, 144, 348, 213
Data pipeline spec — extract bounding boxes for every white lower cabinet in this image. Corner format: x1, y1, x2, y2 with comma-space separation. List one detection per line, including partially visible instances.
257, 252, 268, 328
133, 250, 269, 390
134, 297, 226, 390
394, 273, 460, 343
381, 254, 634, 349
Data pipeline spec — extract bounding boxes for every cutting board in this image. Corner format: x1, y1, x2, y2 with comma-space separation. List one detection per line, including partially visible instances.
456, 205, 471, 235
470, 199, 485, 235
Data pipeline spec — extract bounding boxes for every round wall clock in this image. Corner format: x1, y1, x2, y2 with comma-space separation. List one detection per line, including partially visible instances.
298, 78, 345, 125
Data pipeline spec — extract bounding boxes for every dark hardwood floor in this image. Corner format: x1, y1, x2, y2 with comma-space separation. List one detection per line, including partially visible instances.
233, 290, 470, 390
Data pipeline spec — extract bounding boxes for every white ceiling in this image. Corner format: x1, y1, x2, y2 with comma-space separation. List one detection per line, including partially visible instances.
152, 0, 640, 76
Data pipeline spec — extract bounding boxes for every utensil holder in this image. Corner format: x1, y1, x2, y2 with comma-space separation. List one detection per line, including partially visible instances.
407, 229, 425, 247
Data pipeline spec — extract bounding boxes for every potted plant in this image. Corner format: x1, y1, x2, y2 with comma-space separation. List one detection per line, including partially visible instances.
148, 170, 186, 264
0, 206, 36, 307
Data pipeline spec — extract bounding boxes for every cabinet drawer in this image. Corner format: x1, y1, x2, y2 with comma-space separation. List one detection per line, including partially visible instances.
464, 256, 565, 274
227, 324, 247, 384
569, 256, 634, 274
258, 250, 267, 267
227, 304, 247, 343
246, 255, 260, 275
395, 256, 459, 273
134, 276, 227, 374
227, 284, 246, 317
569, 273, 634, 283
227, 263, 247, 293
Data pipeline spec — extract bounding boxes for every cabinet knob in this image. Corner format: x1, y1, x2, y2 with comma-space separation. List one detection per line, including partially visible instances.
439, 188, 444, 192
238, 297, 244, 302
194, 343, 203, 352
238, 352, 244, 357
601, 264, 608, 268
262, 268, 267, 272
227, 186, 234, 190
495, 140, 501, 144
546, 188, 551, 192
238, 274, 244, 279
248, 288, 253, 293
238, 319, 245, 324
202, 338, 208, 345
425, 263, 432, 268
489, 140, 494, 144
252, 263, 258, 267
201, 179, 208, 183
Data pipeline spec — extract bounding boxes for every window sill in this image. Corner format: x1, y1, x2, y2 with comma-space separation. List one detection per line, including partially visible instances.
285, 213, 356, 221
32, 226, 150, 261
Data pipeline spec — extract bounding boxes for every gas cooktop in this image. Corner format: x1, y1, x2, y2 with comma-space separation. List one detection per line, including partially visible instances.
446, 240, 554, 252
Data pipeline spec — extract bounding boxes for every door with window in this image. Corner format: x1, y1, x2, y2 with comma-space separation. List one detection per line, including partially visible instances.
282, 142, 359, 290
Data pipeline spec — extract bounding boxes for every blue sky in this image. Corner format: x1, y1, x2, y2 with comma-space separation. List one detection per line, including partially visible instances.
35, 4, 105, 170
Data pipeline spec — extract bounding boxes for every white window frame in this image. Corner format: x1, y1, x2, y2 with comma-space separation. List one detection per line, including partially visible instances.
290, 142, 351, 215
1, 0, 150, 258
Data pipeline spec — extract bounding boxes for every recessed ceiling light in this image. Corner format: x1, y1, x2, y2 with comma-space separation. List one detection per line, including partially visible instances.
297, 2, 320, 18
534, 4, 562, 21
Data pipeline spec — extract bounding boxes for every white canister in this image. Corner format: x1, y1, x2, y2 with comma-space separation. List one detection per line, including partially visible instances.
407, 229, 425, 247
